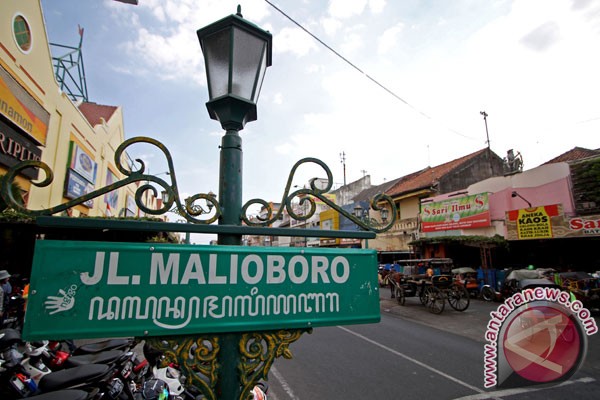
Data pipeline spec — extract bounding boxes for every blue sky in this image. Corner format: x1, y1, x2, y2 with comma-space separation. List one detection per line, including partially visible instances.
41, 0, 600, 238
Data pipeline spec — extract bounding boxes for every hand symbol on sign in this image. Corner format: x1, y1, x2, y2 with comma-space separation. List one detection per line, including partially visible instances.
45, 289, 76, 315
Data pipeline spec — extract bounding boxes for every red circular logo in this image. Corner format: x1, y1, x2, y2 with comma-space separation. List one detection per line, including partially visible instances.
503, 305, 582, 383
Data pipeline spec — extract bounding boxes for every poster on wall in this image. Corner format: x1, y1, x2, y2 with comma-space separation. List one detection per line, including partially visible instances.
126, 194, 137, 217
0, 65, 50, 145
104, 169, 119, 212
507, 205, 600, 239
69, 141, 97, 184
506, 204, 561, 240
64, 170, 94, 208
421, 193, 491, 232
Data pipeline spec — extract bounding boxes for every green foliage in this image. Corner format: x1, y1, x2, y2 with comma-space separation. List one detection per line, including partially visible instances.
0, 174, 25, 212
410, 234, 508, 249
572, 157, 600, 204
0, 208, 34, 223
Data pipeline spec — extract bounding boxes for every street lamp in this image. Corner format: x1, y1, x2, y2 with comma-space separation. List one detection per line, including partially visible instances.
353, 204, 366, 219
197, 5, 272, 131
197, 5, 272, 247
197, 7, 272, 399
380, 207, 389, 223
511, 191, 532, 208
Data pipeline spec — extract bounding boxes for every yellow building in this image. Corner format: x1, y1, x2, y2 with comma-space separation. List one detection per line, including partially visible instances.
0, 0, 149, 217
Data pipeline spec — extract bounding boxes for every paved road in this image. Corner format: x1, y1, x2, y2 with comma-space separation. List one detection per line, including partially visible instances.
265, 289, 600, 399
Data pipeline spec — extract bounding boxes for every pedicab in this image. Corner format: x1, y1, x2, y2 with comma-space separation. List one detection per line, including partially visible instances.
452, 267, 479, 294
555, 271, 600, 312
387, 258, 470, 314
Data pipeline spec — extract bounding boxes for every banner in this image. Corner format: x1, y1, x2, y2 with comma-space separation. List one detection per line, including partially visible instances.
64, 170, 94, 208
69, 141, 97, 184
0, 66, 49, 145
507, 206, 600, 239
506, 205, 561, 240
421, 193, 490, 232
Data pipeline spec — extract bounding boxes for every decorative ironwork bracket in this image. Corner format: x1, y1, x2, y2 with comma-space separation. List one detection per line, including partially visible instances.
1, 136, 396, 399
1, 137, 397, 233
143, 329, 310, 400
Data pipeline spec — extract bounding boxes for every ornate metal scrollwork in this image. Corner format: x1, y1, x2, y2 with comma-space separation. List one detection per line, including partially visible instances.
2, 139, 396, 231
238, 329, 311, 399
241, 158, 396, 232
142, 329, 309, 400
144, 335, 221, 400
0, 137, 220, 223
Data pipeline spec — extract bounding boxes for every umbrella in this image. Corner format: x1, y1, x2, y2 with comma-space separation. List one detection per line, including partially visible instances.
452, 267, 477, 275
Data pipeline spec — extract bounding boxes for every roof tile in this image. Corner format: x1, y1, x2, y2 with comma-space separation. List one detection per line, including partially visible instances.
78, 102, 118, 127
543, 147, 600, 165
386, 149, 488, 197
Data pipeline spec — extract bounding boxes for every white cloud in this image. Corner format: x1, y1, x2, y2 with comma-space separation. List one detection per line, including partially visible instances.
272, 93, 283, 105
321, 17, 343, 36
340, 31, 364, 55
275, 143, 293, 155
328, 0, 368, 19
369, 0, 386, 14
377, 22, 404, 55
274, 27, 319, 57
44, 0, 600, 204
122, 26, 204, 83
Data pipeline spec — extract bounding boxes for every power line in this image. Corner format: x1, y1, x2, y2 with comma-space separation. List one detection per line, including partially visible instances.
264, 0, 477, 141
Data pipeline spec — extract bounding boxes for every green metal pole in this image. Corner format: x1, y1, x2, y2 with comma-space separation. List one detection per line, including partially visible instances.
217, 127, 243, 400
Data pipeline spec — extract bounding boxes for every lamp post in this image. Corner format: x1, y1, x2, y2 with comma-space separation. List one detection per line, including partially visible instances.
197, 6, 272, 399
352, 203, 389, 249
511, 190, 532, 208
197, 5, 271, 245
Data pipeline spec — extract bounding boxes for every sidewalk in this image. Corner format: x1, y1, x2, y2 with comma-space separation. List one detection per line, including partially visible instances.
379, 289, 499, 343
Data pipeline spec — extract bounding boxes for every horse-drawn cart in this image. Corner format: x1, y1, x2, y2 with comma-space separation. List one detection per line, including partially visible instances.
386, 258, 470, 314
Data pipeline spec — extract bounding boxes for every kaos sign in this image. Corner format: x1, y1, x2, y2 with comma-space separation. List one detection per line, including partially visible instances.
484, 288, 597, 389
23, 240, 380, 340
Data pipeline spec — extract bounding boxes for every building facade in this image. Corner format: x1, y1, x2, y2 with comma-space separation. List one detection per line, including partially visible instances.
1, 0, 149, 217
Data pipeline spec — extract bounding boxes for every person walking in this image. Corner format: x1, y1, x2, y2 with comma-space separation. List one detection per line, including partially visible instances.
0, 269, 11, 324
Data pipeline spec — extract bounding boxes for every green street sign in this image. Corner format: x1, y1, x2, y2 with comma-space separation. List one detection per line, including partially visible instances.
23, 240, 380, 340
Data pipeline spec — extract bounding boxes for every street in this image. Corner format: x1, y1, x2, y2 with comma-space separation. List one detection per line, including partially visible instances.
265, 293, 600, 400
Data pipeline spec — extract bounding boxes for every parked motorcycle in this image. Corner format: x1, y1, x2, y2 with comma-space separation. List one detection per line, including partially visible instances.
24, 389, 89, 400
1, 329, 139, 399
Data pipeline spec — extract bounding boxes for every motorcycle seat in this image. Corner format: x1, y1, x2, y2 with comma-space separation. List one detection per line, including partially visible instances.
27, 389, 89, 400
66, 349, 125, 368
73, 338, 134, 354
38, 363, 112, 392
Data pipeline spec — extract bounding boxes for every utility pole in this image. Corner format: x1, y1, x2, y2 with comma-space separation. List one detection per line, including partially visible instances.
480, 111, 493, 175
340, 151, 347, 186
480, 111, 490, 149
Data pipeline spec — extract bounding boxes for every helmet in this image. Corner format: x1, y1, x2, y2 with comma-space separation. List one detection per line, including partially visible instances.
252, 382, 268, 400
140, 379, 170, 400
153, 366, 185, 395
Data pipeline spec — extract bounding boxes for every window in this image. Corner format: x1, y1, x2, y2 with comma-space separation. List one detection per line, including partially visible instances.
13, 14, 32, 53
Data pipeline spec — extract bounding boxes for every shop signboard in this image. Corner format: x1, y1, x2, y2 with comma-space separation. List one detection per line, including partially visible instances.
506, 205, 600, 239
69, 141, 97, 184
0, 66, 50, 145
64, 170, 94, 208
421, 193, 491, 232
23, 241, 380, 340
0, 117, 41, 179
